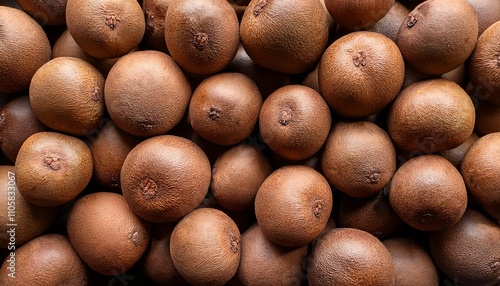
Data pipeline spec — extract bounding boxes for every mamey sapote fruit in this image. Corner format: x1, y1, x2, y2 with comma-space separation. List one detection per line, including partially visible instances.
319, 31, 405, 118
170, 208, 241, 285
15, 132, 93, 207
466, 0, 500, 36
0, 7, 51, 93
365, 2, 409, 41
66, 0, 145, 59
16, 0, 67, 25
389, 155, 468, 231
142, 0, 171, 52
67, 192, 151, 276
308, 228, 396, 286
396, 0, 478, 75
240, 0, 329, 74
324, 0, 394, 30
255, 165, 333, 247
121, 135, 211, 223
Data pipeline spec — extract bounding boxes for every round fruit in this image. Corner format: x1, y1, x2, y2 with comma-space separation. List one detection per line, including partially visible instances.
466, 0, 500, 36
365, 2, 410, 41
324, 0, 394, 30
142, 0, 171, 53
16, 0, 67, 25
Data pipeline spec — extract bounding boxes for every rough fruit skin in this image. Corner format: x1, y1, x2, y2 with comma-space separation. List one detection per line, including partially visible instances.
240, 0, 329, 74
324, 0, 394, 30
255, 165, 333, 247
389, 155, 468, 231
0, 7, 51, 93
16, 0, 67, 26
67, 192, 151, 276
318, 31, 405, 118
396, 0, 478, 75
170, 208, 241, 286
429, 209, 500, 286
308, 228, 396, 286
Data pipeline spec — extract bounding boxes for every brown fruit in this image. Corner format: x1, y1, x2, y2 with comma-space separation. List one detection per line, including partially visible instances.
321, 121, 396, 198
365, 2, 410, 41
255, 165, 333, 247
466, 0, 500, 36
396, 0, 478, 75
29, 57, 105, 136
388, 79, 476, 152
121, 135, 211, 223
439, 132, 479, 168
105, 50, 192, 137
324, 0, 394, 30
308, 228, 396, 286
165, 0, 239, 75
66, 0, 145, 59
0, 234, 88, 285
318, 31, 405, 118
15, 132, 93, 207
67, 192, 151, 276
475, 103, 500, 136
259, 85, 331, 161
16, 0, 67, 25
0, 7, 51, 93
429, 209, 500, 285
240, 0, 329, 74
189, 73, 262, 145
170, 208, 241, 285
389, 155, 468, 231
142, 0, 171, 53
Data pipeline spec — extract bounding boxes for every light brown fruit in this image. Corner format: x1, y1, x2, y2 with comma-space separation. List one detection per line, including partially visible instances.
324, 0, 394, 30
15, 0, 67, 25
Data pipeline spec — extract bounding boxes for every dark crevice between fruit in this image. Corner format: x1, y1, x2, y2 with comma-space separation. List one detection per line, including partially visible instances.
140, 178, 158, 199
43, 155, 62, 170
105, 14, 121, 29
208, 107, 221, 120
279, 108, 292, 125
193, 32, 209, 49
313, 200, 323, 217
0, 112, 4, 143
253, 0, 267, 16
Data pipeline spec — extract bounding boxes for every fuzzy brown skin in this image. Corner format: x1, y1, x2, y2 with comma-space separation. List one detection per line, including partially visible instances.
469, 21, 500, 104
319, 31, 405, 118
165, 0, 239, 75
461, 133, 500, 221
189, 73, 262, 145
255, 165, 333, 247
0, 96, 49, 163
0, 166, 58, 248
240, 0, 329, 74
259, 85, 331, 161
211, 144, 273, 211
15, 132, 93, 207
388, 79, 475, 152
466, 0, 500, 36
389, 155, 468, 231
105, 50, 192, 137
325, 0, 394, 30
0, 7, 51, 94
237, 224, 308, 286
439, 132, 478, 169
365, 2, 409, 41
170, 208, 241, 286
29, 57, 105, 136
66, 0, 145, 59
321, 121, 396, 198
0, 234, 88, 285
142, 0, 171, 53
429, 209, 500, 285
16, 0, 67, 25
475, 104, 500, 136
121, 135, 211, 223
67, 192, 151, 276
396, 0, 478, 75
308, 228, 396, 286
383, 238, 440, 286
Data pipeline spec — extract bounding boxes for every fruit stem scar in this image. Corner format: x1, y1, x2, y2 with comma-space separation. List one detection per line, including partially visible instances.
313, 201, 322, 217
352, 52, 367, 67
208, 107, 221, 120
91, 86, 100, 101
105, 14, 121, 29
279, 108, 292, 125
366, 172, 380, 183
253, 0, 267, 16
140, 178, 158, 199
193, 32, 209, 49
230, 235, 240, 253
43, 155, 61, 170
128, 230, 140, 246
407, 11, 421, 27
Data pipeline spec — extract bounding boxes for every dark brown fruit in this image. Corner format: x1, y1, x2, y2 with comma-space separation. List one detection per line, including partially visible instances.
429, 209, 500, 285
170, 208, 241, 285
319, 31, 405, 118
388, 79, 475, 152
365, 1, 409, 41
66, 0, 145, 59
466, 0, 500, 36
383, 238, 439, 286
321, 121, 396, 198
475, 103, 500, 136
389, 155, 468, 231
16, 0, 67, 25
0, 96, 49, 163
67, 192, 151, 276
255, 165, 333, 247
15, 132, 93, 207
189, 73, 262, 145
237, 224, 308, 286
142, 0, 171, 52
461, 132, 500, 221
0, 7, 51, 93
240, 0, 329, 74
324, 0, 394, 30
0, 234, 88, 285
439, 132, 479, 168
165, 0, 239, 75
29, 57, 105, 136
121, 135, 211, 223
259, 85, 331, 161
211, 144, 273, 211
308, 228, 396, 286
396, 0, 478, 75
105, 50, 192, 137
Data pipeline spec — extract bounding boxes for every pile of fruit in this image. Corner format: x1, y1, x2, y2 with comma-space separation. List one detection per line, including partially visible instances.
0, 0, 499, 285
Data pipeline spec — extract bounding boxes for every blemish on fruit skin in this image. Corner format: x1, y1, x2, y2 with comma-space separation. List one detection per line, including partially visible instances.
491, 260, 500, 272
352, 52, 367, 67
366, 172, 381, 184
128, 230, 140, 247
145, 13, 154, 31
105, 14, 121, 29
43, 155, 61, 170
193, 32, 209, 49
253, 0, 267, 16
313, 201, 323, 217
208, 107, 221, 120
230, 235, 240, 253
140, 178, 158, 199
407, 11, 422, 27
279, 108, 292, 125
91, 86, 100, 101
